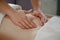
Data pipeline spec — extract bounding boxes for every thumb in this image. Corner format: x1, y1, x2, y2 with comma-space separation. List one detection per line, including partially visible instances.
32, 11, 40, 17
24, 9, 33, 14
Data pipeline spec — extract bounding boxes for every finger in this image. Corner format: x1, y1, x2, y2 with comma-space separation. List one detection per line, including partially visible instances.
15, 22, 25, 29
34, 13, 44, 26
44, 17, 48, 23
18, 18, 31, 29
22, 16, 36, 29
39, 19, 43, 26
23, 20, 33, 29
38, 14, 45, 26
25, 15, 37, 28
19, 22, 29, 29
45, 19, 48, 23
18, 11, 33, 29
27, 17, 37, 28
40, 15, 47, 24
40, 12, 47, 23
36, 15, 44, 26
40, 17, 45, 26
22, 18, 33, 29
20, 21, 30, 29
24, 9, 33, 14
32, 11, 46, 26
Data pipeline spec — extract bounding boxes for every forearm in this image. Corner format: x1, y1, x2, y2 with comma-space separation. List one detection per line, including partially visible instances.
31, 0, 41, 10
0, 0, 16, 16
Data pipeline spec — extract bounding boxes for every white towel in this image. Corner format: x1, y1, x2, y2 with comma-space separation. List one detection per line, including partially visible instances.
35, 16, 60, 40
8, 3, 22, 10
0, 13, 5, 25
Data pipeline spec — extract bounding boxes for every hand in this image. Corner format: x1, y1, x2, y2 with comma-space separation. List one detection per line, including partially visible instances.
33, 10, 48, 26
24, 9, 48, 26
7, 10, 36, 29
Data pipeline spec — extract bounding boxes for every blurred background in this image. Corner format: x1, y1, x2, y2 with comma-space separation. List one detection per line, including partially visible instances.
41, 0, 57, 16
4, 0, 60, 16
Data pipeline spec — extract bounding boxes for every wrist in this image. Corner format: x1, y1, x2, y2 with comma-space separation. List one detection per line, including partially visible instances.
6, 10, 17, 17
33, 8, 40, 11
33, 9, 42, 12
33, 7, 41, 11
34, 9, 45, 16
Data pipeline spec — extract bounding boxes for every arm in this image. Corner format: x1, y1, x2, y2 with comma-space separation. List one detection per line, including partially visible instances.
0, 0, 17, 15
31, 0, 41, 10
31, 0, 47, 26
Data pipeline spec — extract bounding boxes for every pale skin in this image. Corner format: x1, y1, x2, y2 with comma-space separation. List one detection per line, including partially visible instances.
0, 0, 47, 29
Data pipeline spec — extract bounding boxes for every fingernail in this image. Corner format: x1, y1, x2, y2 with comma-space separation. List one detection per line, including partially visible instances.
41, 23, 44, 26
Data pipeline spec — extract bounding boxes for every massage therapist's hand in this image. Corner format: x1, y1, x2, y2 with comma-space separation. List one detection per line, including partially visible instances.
24, 9, 47, 26
0, 0, 36, 29
7, 10, 36, 29
32, 10, 47, 26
